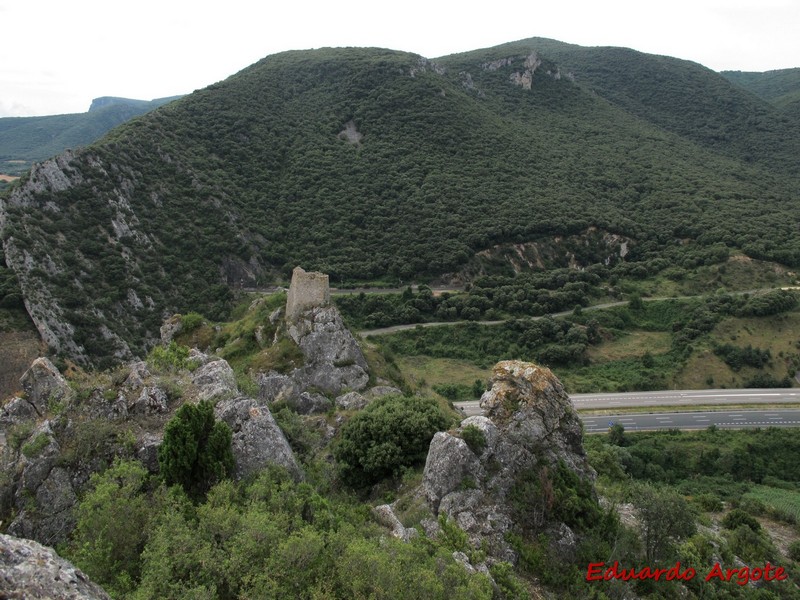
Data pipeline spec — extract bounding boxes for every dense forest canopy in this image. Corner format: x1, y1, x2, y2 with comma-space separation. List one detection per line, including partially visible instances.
1, 40, 798, 364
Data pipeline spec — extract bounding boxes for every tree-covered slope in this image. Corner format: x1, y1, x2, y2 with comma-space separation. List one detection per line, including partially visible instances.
722, 68, 800, 108
0, 96, 181, 175
1, 44, 799, 366
448, 38, 800, 172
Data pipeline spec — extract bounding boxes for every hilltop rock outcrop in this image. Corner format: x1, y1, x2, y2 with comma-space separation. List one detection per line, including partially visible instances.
0, 532, 111, 599
422, 360, 594, 562
259, 267, 370, 412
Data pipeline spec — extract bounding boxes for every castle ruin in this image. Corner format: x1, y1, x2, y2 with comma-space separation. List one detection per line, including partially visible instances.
285, 267, 330, 322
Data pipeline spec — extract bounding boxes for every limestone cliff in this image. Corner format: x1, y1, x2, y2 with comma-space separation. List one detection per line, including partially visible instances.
422, 360, 594, 562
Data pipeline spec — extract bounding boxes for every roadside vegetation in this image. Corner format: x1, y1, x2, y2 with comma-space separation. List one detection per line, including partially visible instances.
371, 286, 800, 396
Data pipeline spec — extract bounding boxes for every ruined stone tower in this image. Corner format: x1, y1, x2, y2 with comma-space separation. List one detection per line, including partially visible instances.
285, 267, 330, 322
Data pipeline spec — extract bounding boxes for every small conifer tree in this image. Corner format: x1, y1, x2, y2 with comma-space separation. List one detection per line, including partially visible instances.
158, 400, 234, 498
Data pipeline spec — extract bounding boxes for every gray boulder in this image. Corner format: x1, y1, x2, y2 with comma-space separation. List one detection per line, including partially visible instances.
123, 361, 150, 390
286, 306, 369, 396
258, 371, 300, 403
214, 396, 302, 481
0, 532, 111, 599
287, 391, 331, 415
135, 432, 163, 474
364, 385, 403, 399
159, 314, 182, 344
7, 420, 78, 546
335, 391, 368, 411
129, 386, 169, 415
9, 466, 77, 546
292, 362, 369, 398
373, 503, 418, 542
19, 357, 71, 416
0, 395, 39, 426
192, 358, 237, 402
423, 433, 481, 511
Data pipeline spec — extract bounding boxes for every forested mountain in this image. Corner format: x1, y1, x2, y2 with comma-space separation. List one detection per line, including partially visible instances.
0, 96, 181, 176
1, 39, 799, 366
721, 68, 800, 108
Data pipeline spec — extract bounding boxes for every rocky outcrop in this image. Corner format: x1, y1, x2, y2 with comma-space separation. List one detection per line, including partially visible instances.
372, 504, 418, 542
192, 358, 238, 402
214, 396, 302, 481
6, 420, 78, 546
19, 357, 72, 416
258, 268, 370, 413
0, 533, 111, 599
422, 360, 594, 562
0, 352, 303, 548
287, 305, 369, 395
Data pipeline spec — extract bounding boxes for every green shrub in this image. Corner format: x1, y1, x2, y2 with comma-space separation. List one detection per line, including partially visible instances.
68, 459, 153, 596
334, 395, 450, 487
21, 433, 50, 458
721, 508, 761, 532
788, 540, 800, 562
7, 422, 34, 451
147, 341, 193, 372
693, 493, 723, 512
158, 400, 234, 499
461, 424, 486, 455
180, 312, 204, 332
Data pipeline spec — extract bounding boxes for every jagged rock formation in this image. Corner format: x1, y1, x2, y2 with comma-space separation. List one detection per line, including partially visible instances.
259, 267, 369, 413
422, 360, 594, 562
214, 396, 302, 480
0, 351, 301, 546
0, 532, 111, 599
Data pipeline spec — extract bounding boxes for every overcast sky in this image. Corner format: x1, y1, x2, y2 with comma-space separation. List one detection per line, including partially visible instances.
2, 0, 798, 117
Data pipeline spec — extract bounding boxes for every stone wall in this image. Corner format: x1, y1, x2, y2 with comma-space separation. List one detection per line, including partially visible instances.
285, 267, 330, 322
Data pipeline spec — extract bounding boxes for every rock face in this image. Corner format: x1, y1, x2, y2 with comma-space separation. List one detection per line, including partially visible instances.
0, 533, 111, 599
214, 396, 302, 481
422, 360, 594, 562
287, 305, 370, 396
192, 358, 238, 402
19, 357, 72, 416
259, 267, 369, 412
0, 352, 303, 548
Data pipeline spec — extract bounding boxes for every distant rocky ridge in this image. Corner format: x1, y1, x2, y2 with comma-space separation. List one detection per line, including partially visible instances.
0, 95, 182, 177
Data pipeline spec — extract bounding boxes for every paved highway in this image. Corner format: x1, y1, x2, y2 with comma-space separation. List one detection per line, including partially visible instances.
570, 388, 800, 410
581, 409, 800, 433
455, 388, 800, 417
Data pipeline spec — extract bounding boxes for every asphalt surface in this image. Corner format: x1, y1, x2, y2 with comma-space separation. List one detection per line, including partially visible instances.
581, 409, 800, 433
570, 388, 800, 409
454, 388, 800, 432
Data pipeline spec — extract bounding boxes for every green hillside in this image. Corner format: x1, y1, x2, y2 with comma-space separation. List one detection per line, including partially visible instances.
1, 42, 799, 365
722, 68, 800, 108
0, 96, 181, 176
